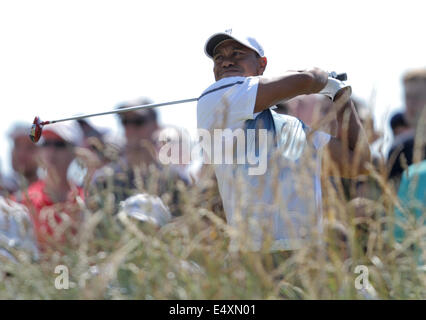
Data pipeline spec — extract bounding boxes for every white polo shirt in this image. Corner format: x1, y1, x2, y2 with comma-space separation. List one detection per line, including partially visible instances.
197, 76, 330, 251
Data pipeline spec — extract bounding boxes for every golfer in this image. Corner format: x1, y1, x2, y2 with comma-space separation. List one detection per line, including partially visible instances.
197, 29, 371, 252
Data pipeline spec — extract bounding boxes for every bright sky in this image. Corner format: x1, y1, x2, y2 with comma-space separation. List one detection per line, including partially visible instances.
0, 0, 425, 176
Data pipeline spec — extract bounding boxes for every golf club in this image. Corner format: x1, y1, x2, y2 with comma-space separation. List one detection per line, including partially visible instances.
29, 97, 198, 143
29, 73, 347, 143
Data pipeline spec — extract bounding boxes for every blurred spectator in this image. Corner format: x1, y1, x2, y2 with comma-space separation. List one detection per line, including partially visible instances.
352, 98, 381, 145
388, 68, 426, 186
390, 112, 412, 138
69, 119, 114, 188
277, 94, 338, 136
402, 68, 426, 128
2, 123, 40, 195
154, 125, 199, 184
0, 196, 39, 262
116, 97, 160, 167
279, 95, 380, 145
18, 121, 85, 251
387, 112, 416, 181
91, 97, 190, 215
394, 160, 426, 265
387, 68, 426, 183
77, 119, 105, 145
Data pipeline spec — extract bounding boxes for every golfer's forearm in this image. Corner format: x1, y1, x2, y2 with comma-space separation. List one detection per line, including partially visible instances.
254, 70, 327, 113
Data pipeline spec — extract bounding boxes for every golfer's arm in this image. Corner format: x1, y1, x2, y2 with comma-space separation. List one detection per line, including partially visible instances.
327, 96, 371, 178
254, 69, 327, 113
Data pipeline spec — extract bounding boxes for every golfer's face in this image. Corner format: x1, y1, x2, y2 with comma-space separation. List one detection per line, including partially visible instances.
213, 40, 265, 81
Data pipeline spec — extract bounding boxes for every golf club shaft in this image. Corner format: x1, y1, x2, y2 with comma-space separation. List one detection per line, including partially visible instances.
44, 97, 198, 125
42, 73, 346, 125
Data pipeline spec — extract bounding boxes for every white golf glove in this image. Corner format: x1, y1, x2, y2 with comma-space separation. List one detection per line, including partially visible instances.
319, 73, 352, 100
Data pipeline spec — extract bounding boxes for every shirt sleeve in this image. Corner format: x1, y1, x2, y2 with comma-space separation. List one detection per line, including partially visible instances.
197, 76, 259, 131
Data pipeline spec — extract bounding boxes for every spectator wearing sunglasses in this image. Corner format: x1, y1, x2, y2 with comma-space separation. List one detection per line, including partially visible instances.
117, 97, 160, 168
90, 98, 163, 206
18, 121, 85, 252
90, 97, 191, 216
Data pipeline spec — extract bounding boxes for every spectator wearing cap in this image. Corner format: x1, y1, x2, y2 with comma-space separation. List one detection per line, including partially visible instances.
91, 98, 164, 207
18, 121, 85, 251
117, 97, 160, 168
90, 98, 193, 216
2, 123, 40, 195
387, 68, 426, 182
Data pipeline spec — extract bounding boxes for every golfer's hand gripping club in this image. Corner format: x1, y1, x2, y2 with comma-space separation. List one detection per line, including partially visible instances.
319, 72, 351, 100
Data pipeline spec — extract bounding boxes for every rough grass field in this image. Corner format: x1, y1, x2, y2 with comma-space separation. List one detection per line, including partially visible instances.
1, 114, 425, 300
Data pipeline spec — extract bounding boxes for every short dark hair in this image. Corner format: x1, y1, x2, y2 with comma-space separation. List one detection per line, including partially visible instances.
390, 112, 408, 131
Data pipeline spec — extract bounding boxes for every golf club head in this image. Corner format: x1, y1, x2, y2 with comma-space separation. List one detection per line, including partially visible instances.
335, 73, 347, 81
29, 116, 42, 143
329, 71, 348, 81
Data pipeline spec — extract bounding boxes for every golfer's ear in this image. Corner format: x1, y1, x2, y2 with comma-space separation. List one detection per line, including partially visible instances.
258, 57, 267, 75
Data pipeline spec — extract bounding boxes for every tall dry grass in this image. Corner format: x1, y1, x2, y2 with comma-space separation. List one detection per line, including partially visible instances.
0, 101, 425, 300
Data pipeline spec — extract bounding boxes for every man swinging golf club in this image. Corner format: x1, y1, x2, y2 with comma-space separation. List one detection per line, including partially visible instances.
197, 29, 371, 252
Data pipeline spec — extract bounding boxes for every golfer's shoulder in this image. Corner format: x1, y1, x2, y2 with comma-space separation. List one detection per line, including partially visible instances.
198, 76, 259, 103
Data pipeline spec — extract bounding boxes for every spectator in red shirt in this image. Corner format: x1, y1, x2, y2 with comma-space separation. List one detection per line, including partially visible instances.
21, 121, 85, 251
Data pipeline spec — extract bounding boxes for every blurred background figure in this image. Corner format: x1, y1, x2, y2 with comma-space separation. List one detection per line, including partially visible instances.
403, 68, 426, 129
91, 98, 164, 206
69, 119, 116, 188
392, 68, 426, 259
390, 112, 412, 138
117, 97, 160, 168
276, 94, 338, 136
91, 98, 161, 202
387, 68, 426, 185
1, 123, 40, 195
0, 196, 39, 263
91, 97, 195, 216
352, 98, 381, 146
394, 160, 426, 247
387, 112, 415, 181
18, 121, 85, 251
154, 125, 201, 185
